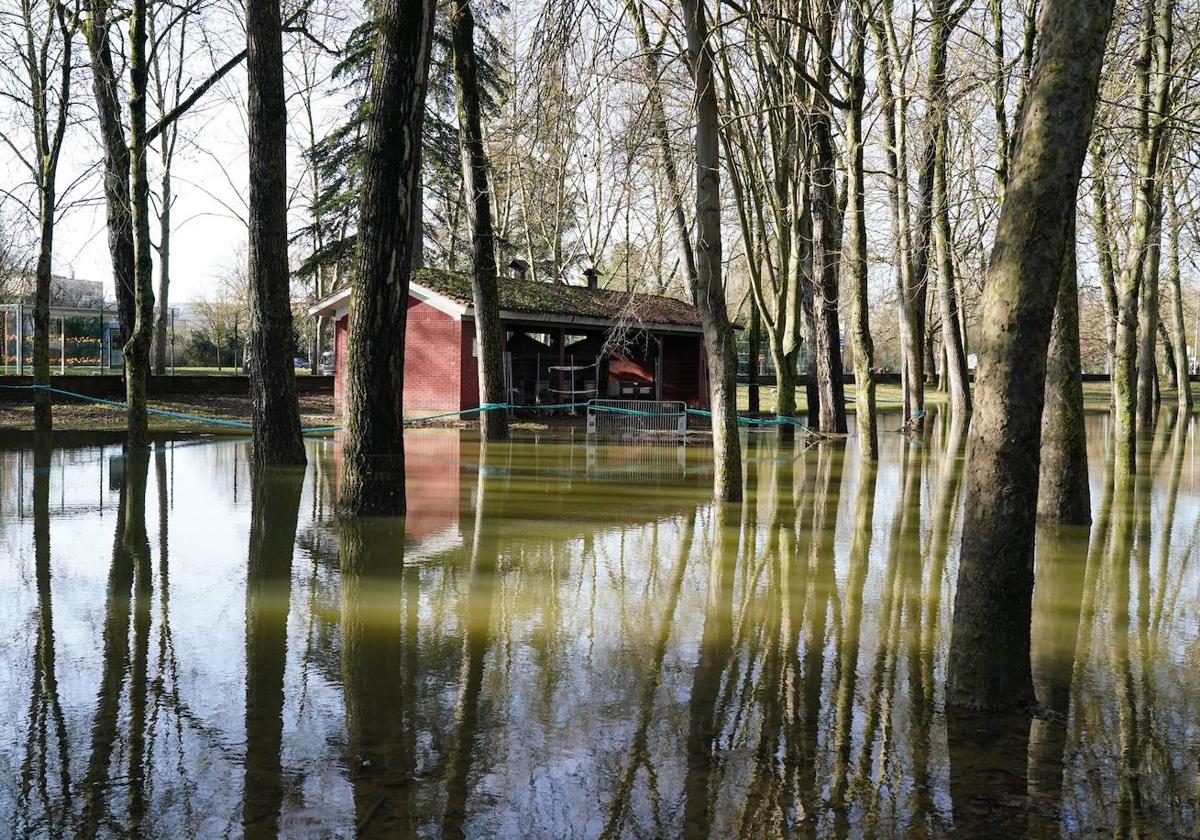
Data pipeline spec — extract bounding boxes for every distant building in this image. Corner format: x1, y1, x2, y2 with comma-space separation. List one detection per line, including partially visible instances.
309, 266, 715, 416
5, 273, 105, 308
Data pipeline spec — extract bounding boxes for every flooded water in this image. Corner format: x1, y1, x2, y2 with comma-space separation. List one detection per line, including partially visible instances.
1, 410, 1198, 838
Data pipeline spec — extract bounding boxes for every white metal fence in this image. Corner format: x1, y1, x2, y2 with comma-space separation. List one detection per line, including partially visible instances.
586, 399, 687, 439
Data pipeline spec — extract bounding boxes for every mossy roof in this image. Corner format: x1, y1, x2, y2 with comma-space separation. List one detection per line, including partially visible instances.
413, 268, 703, 328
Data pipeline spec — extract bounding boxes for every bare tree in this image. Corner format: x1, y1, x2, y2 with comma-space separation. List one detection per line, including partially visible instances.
948, 0, 1114, 713
246, 0, 307, 464
450, 0, 507, 441
339, 0, 436, 515
681, 0, 742, 503
0, 0, 80, 430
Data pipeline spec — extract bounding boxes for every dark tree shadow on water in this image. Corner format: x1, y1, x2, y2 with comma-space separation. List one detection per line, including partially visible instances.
339, 512, 414, 838
79, 444, 151, 839
11, 433, 72, 838
242, 464, 305, 839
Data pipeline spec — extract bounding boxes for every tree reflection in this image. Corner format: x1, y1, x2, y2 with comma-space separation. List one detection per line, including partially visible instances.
12, 433, 72, 837
242, 465, 304, 838
828, 454, 877, 814
339, 513, 413, 837
682, 501, 741, 839
442, 441, 505, 838
81, 445, 151, 838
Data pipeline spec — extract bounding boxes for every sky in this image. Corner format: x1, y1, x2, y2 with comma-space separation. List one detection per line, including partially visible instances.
0, 2, 353, 307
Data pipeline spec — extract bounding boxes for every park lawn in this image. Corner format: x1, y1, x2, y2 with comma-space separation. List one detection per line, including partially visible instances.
0, 391, 337, 433
41, 366, 321, 376
737, 380, 1187, 415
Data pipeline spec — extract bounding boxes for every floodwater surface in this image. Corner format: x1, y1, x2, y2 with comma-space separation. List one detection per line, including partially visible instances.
1, 411, 1198, 838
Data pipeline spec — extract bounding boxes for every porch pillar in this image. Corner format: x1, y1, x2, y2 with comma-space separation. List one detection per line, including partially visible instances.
15, 303, 23, 376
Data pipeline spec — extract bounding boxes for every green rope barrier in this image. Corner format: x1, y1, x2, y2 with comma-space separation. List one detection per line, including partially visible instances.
2, 384, 829, 435
1, 383, 334, 435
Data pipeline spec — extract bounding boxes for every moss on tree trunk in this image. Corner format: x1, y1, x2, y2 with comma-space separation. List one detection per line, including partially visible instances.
948, 0, 1114, 713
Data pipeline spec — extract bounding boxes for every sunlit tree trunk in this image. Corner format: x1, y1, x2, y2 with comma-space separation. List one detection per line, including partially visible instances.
924, 0, 971, 418
450, 0, 507, 441
846, 0, 876, 459
339, 0, 437, 514
1137, 198, 1164, 424
682, 0, 742, 502
869, 7, 924, 429
1113, 0, 1173, 473
810, 0, 847, 435
246, 0, 307, 465
1163, 175, 1192, 410
948, 0, 1114, 713
124, 0, 156, 449
1089, 144, 1119, 382
1038, 213, 1090, 526
153, 167, 171, 376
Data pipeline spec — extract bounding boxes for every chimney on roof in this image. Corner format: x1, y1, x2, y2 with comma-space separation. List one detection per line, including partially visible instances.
583, 267, 599, 291
508, 258, 528, 281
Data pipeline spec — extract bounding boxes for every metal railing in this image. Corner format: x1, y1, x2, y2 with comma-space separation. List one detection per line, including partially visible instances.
586, 399, 687, 439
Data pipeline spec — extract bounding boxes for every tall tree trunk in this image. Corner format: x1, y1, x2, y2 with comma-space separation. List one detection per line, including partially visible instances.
450, 0, 507, 442
23, 0, 76, 432
927, 0, 972, 417
246, 0, 307, 465
84, 0, 136, 342
1164, 176, 1192, 410
809, 0, 847, 435
33, 197, 54, 432
153, 167, 170, 375
947, 0, 1114, 713
847, 0, 876, 459
339, 0, 436, 514
1038, 213, 1090, 525
1136, 181, 1164, 426
626, 0, 698, 296
870, 10, 924, 429
125, 0, 155, 450
747, 304, 761, 414
1089, 144, 1119, 382
682, 0, 742, 503
1113, 0, 1173, 473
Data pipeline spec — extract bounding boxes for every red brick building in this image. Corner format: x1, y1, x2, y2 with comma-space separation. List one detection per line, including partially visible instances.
308, 268, 713, 416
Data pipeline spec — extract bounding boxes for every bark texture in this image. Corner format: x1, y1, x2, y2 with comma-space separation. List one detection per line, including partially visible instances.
809, 0, 847, 435
926, 0, 972, 418
338, 0, 436, 514
1164, 180, 1192, 410
124, 0, 155, 449
84, 0, 137, 340
1038, 214, 1090, 525
682, 0, 742, 503
450, 0, 507, 441
947, 0, 1114, 713
846, 0, 876, 459
246, 0, 307, 465
1113, 0, 1173, 472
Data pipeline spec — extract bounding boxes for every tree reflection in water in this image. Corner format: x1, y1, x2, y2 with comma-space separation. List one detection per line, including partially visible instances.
0, 414, 1198, 836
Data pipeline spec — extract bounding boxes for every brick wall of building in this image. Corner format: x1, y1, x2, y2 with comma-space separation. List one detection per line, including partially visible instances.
334, 315, 348, 413
459, 319, 480, 409
405, 297, 464, 412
